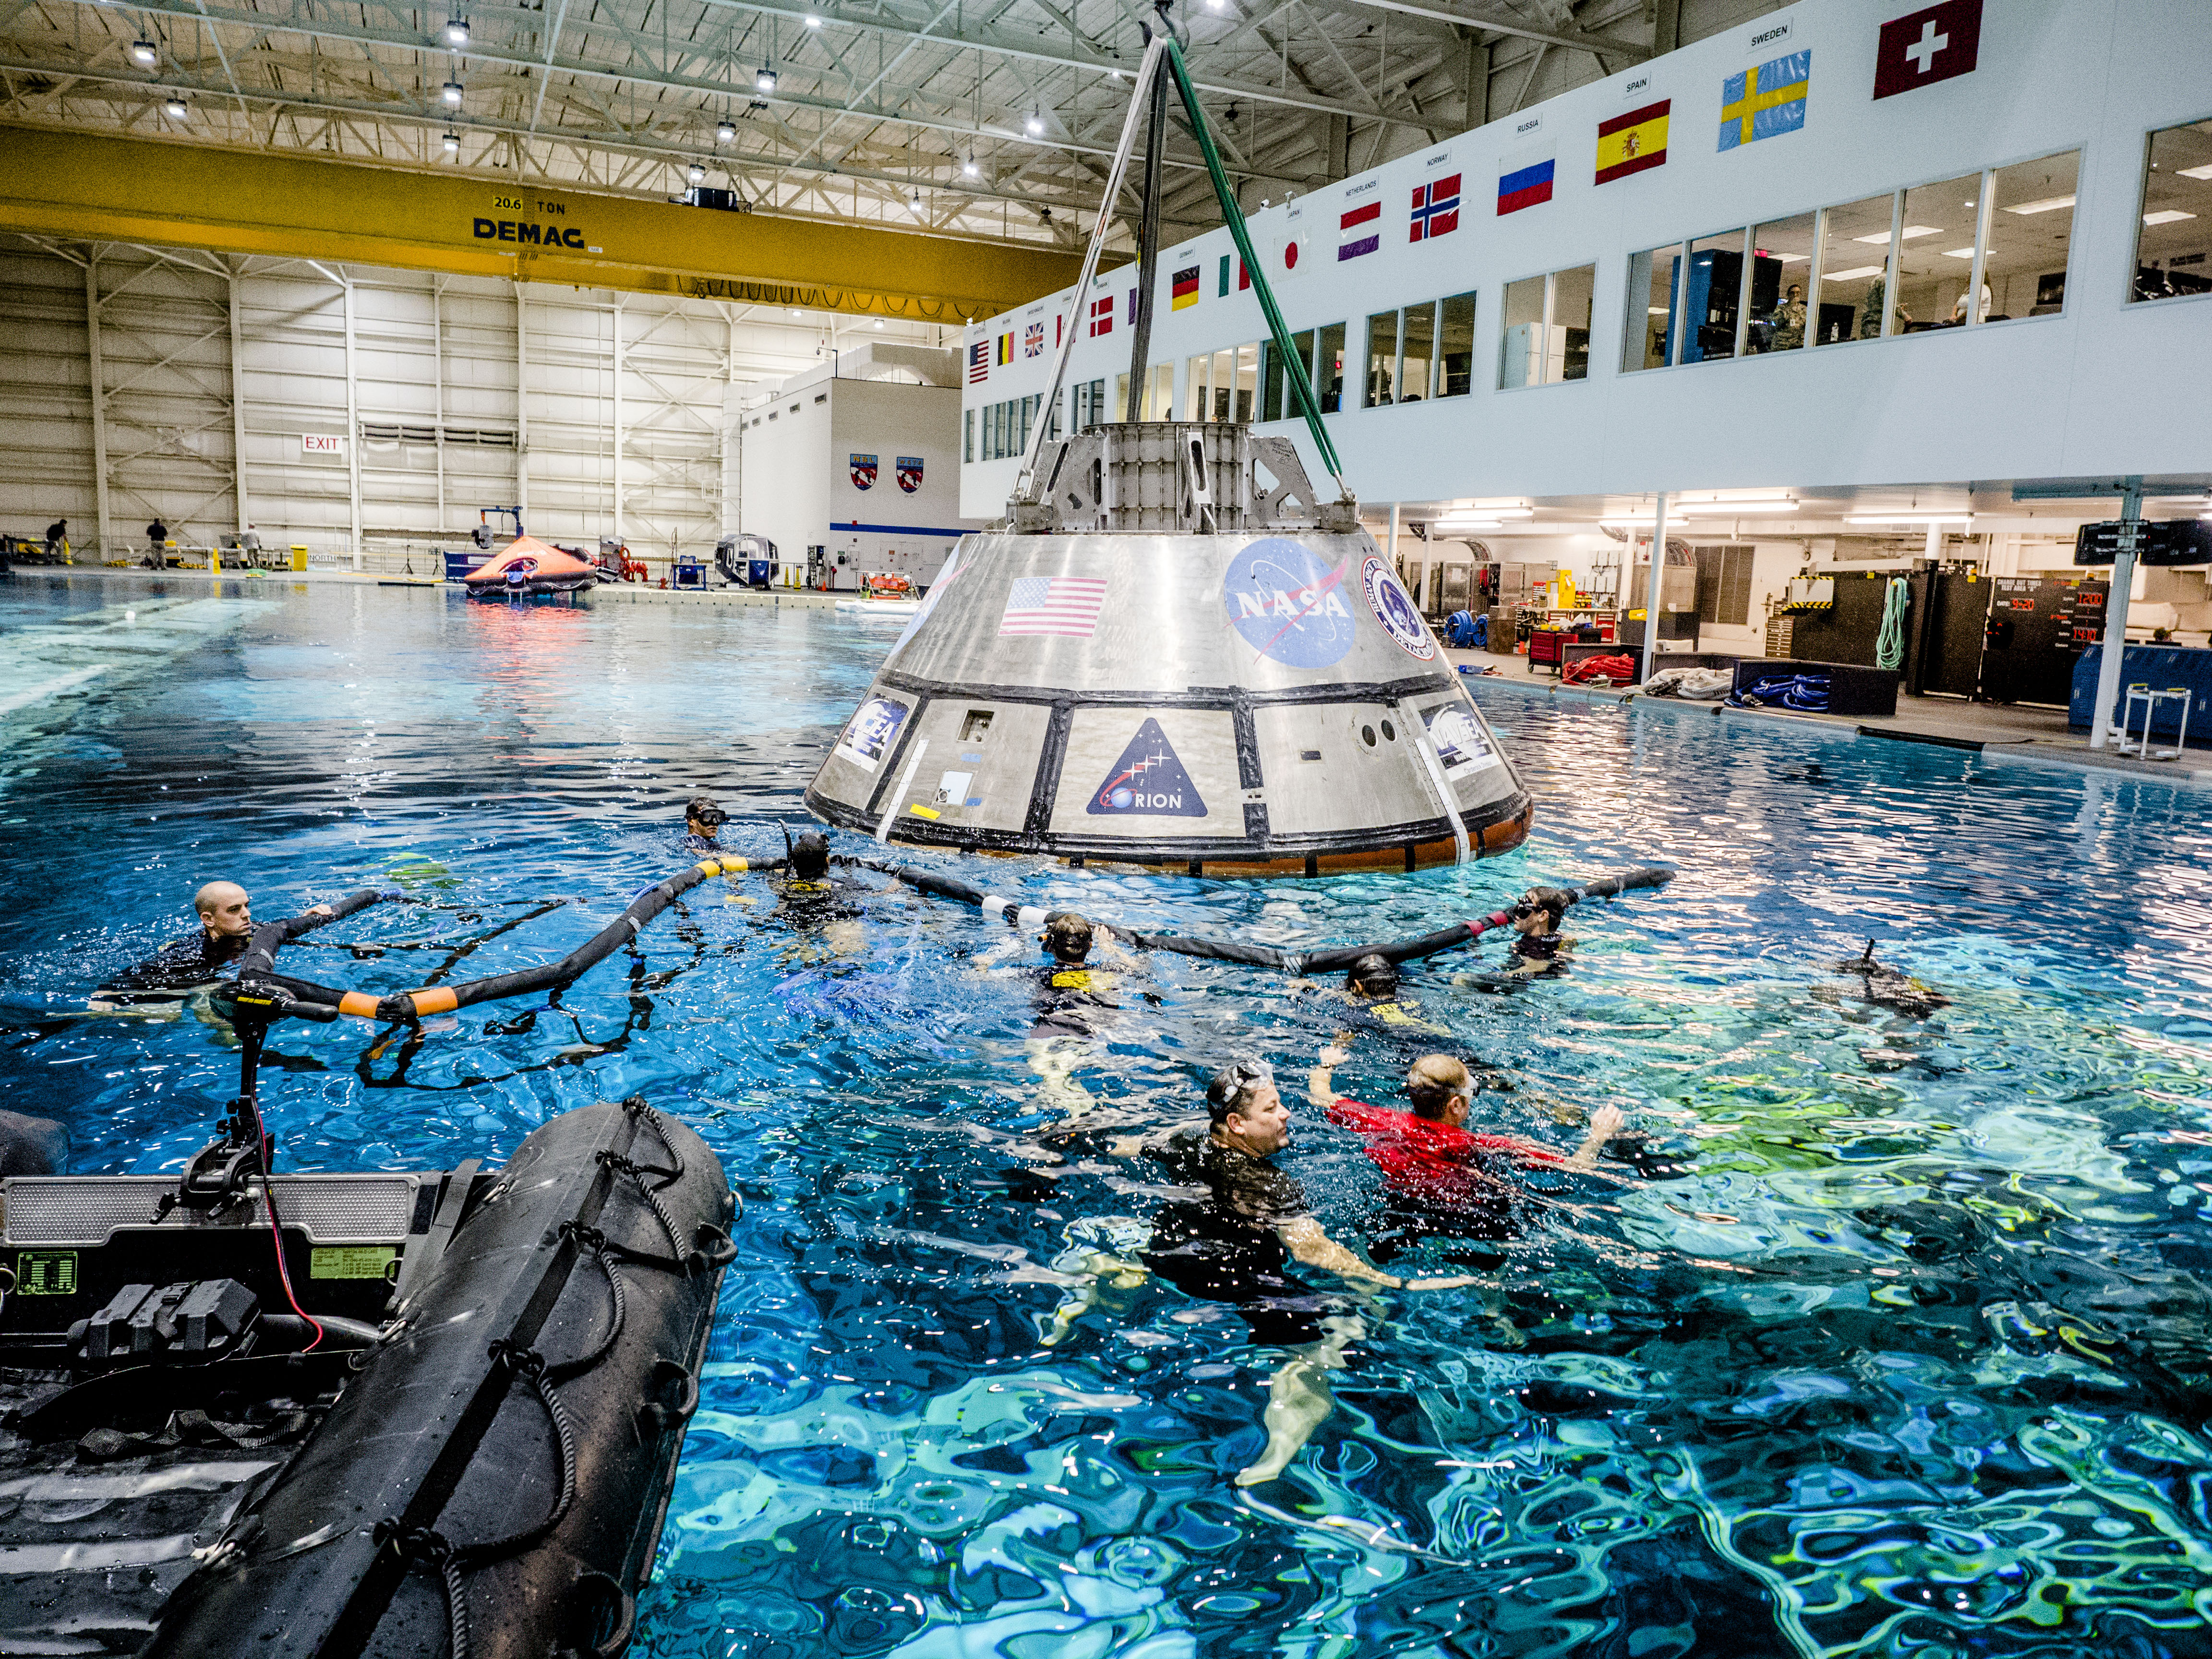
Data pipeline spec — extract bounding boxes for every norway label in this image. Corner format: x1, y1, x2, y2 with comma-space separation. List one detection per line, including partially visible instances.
1086, 718, 1208, 817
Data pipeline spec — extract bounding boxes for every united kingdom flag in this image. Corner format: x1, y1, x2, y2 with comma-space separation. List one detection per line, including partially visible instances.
1023, 321, 1045, 357
1410, 173, 1461, 241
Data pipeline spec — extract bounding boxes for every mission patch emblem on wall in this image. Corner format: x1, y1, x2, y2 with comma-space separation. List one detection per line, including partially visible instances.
849, 453, 878, 490
896, 456, 924, 493
1361, 555, 1436, 660
1088, 718, 1207, 817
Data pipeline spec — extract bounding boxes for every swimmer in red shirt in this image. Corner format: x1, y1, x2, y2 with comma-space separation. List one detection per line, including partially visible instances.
1310, 1051, 1623, 1243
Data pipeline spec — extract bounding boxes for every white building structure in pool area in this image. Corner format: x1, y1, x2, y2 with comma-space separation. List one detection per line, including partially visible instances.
730, 344, 983, 593
956, 0, 2212, 654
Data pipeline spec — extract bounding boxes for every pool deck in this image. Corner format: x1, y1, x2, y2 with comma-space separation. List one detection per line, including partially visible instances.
1451, 648, 2212, 787
6, 564, 847, 609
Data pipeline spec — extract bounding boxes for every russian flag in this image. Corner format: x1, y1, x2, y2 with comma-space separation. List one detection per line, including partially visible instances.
1497, 156, 1554, 216
1338, 200, 1382, 261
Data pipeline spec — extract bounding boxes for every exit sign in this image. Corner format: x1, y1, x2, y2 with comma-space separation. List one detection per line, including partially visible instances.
302, 433, 345, 454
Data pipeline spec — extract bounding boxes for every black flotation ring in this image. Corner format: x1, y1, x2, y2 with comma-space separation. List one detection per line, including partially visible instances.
138, 1096, 733, 1658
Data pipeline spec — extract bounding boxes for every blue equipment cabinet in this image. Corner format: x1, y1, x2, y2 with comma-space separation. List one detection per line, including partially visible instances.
2071, 645, 2212, 744
673, 553, 707, 590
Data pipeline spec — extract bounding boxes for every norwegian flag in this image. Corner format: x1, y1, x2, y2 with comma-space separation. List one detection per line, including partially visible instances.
966, 340, 988, 383
1023, 321, 1045, 356
1410, 173, 1461, 241
1087, 295, 1113, 337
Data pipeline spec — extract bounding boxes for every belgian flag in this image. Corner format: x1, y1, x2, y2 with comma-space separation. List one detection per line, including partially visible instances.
1170, 264, 1201, 311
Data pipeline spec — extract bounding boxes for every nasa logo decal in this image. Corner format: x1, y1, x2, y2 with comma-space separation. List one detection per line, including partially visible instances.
1221, 538, 1358, 669
1361, 555, 1435, 659
1086, 718, 1207, 817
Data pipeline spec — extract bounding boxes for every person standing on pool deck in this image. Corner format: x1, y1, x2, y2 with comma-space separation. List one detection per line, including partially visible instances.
1140, 1061, 1474, 1487
97, 882, 333, 1001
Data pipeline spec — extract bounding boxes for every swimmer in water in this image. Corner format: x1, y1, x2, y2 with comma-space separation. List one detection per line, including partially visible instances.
770, 829, 867, 960
977, 911, 1136, 1118
682, 795, 728, 851
1501, 886, 1576, 978
94, 882, 332, 1009
1137, 1061, 1476, 1487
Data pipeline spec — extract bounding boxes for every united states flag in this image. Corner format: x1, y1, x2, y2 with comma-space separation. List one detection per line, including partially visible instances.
999, 575, 1109, 637
966, 340, 988, 383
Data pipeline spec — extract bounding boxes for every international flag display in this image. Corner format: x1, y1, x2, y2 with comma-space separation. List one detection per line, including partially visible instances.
1719, 50, 1810, 150
1023, 321, 1045, 356
1339, 199, 1382, 261
966, 340, 988, 384
1595, 99, 1670, 185
1874, 0, 1981, 100
995, 332, 1014, 365
1171, 264, 1201, 311
1497, 156, 1554, 215
999, 575, 1110, 638
1409, 173, 1461, 241
1087, 295, 1113, 337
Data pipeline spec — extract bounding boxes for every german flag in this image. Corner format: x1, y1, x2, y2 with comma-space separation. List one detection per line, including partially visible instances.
1595, 99, 1670, 185
1170, 264, 1201, 311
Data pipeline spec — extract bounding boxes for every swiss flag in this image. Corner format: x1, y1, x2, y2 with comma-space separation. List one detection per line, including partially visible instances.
1873, 0, 1982, 100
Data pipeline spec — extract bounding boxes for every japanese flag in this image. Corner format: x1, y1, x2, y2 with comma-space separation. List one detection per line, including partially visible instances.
1274, 232, 1307, 280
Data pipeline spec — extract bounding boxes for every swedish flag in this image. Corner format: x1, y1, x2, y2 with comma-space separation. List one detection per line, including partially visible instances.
1719, 50, 1810, 151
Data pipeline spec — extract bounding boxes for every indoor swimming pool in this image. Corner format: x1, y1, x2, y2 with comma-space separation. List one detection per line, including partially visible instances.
3, 573, 2210, 1658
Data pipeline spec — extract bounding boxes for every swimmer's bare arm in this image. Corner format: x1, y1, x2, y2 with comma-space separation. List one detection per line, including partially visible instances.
1277, 1216, 1476, 1293
1306, 1044, 1352, 1109
1566, 1105, 1626, 1169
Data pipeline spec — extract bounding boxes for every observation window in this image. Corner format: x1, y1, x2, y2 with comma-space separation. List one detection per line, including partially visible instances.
1437, 292, 1475, 396
1316, 323, 1346, 412
1814, 192, 1897, 345
1399, 300, 1436, 403
1987, 150, 2079, 319
1746, 213, 1815, 353
1682, 231, 1746, 363
2135, 119, 2212, 302
1502, 264, 1594, 387
1363, 311, 1398, 407
1623, 244, 1683, 371
963, 408, 974, 463
1892, 172, 1986, 332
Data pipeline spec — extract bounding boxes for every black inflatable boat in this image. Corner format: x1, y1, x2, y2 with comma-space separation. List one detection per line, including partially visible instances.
0, 1094, 732, 1656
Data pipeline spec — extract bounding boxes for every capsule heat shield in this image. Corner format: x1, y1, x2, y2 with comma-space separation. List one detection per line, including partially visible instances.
805, 424, 1532, 876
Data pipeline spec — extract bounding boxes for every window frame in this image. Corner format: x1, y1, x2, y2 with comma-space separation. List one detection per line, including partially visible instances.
2130, 116, 2212, 307
1499, 264, 1596, 388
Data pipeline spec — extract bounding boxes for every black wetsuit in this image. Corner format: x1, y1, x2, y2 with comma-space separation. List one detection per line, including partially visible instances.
1508, 931, 1567, 974
97, 930, 248, 1001
680, 833, 721, 854
1142, 1132, 1335, 1346
1029, 963, 1119, 1040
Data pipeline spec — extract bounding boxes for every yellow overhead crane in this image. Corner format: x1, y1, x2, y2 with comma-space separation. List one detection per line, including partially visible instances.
0, 127, 1084, 321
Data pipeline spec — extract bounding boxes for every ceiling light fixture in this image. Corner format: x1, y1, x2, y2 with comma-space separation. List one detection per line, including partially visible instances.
444, 16, 469, 47
1855, 225, 1942, 243
1843, 512, 1975, 525
1025, 108, 1045, 135
2177, 163, 2212, 182
1820, 264, 1885, 283
873, 318, 884, 329
1433, 517, 1504, 532
442, 129, 460, 153
1672, 500, 1799, 515
1939, 246, 1977, 259
2003, 194, 2075, 216
908, 186, 923, 212
163, 94, 188, 117
130, 37, 157, 65
687, 162, 706, 184
442, 78, 464, 105
2143, 209, 2198, 226
962, 152, 979, 177
755, 64, 777, 93
804, 11, 821, 24
716, 117, 735, 142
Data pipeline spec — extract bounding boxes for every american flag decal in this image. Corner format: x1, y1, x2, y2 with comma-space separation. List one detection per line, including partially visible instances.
966, 340, 988, 383
999, 575, 1110, 637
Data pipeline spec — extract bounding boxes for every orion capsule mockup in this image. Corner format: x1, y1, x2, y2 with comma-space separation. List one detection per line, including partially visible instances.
805, 422, 1532, 876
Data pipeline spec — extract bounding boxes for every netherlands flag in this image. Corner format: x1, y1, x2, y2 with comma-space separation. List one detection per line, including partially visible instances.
1338, 200, 1382, 261
1497, 156, 1554, 216
1410, 173, 1460, 241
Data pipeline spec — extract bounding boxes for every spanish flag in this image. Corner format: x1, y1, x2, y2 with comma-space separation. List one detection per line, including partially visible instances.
995, 331, 1014, 364
1171, 264, 1200, 311
1595, 99, 1670, 185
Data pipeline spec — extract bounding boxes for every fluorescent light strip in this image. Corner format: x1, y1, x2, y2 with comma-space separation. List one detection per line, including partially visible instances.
2143, 209, 2198, 226
1844, 513, 1974, 525
2178, 164, 2212, 182
2002, 194, 2075, 216
1939, 246, 1977, 259
1821, 265, 1884, 283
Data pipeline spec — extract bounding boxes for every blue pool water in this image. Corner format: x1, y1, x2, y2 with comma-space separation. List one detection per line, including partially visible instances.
4, 573, 2212, 1658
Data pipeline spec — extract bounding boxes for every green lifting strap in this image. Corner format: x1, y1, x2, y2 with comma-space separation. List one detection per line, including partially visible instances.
1160, 35, 1347, 497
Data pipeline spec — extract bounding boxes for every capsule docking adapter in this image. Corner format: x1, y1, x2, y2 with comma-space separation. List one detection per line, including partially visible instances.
803, 23, 1532, 878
